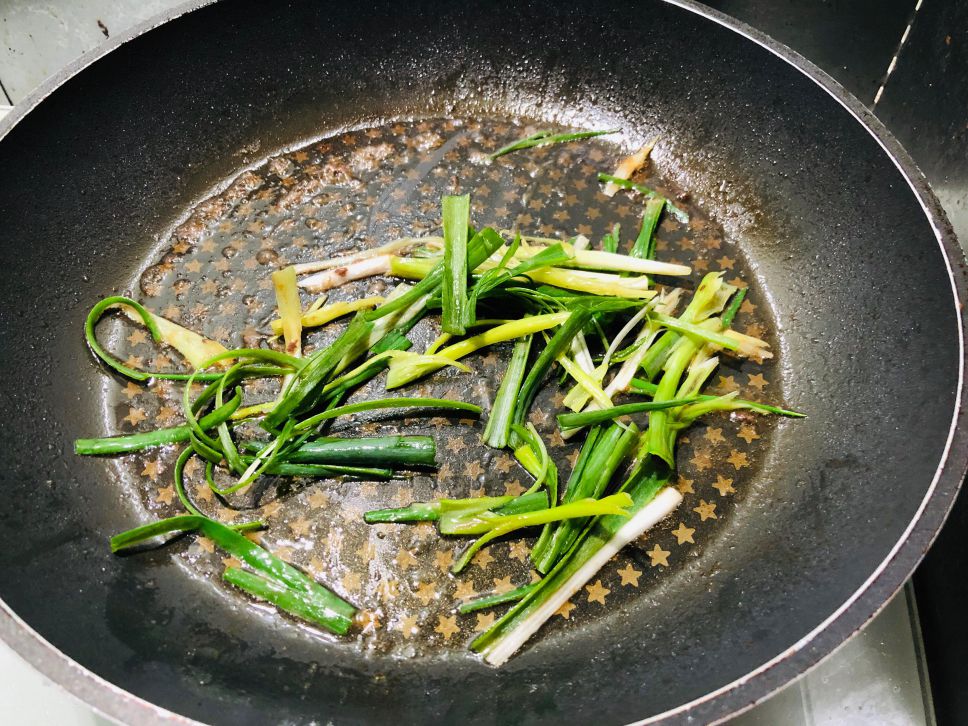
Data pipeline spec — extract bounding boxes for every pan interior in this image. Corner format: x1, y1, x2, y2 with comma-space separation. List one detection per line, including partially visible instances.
98, 116, 781, 659
0, 1, 962, 723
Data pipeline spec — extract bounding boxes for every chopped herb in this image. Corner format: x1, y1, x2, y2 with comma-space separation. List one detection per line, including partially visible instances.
490, 128, 619, 159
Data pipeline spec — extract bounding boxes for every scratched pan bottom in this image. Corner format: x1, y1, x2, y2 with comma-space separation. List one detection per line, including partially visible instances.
98, 116, 780, 662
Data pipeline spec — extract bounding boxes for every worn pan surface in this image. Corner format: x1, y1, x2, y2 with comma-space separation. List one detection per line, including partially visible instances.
0, 1, 965, 724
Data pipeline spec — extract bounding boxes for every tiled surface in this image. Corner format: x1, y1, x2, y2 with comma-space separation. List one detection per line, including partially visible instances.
0, 1, 954, 724
0, 0, 175, 102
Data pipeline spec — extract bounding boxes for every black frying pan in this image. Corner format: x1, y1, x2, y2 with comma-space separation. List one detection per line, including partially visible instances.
0, 1, 965, 724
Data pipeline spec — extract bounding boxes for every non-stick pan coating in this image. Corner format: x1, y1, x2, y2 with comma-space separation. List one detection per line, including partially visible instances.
0, 1, 964, 724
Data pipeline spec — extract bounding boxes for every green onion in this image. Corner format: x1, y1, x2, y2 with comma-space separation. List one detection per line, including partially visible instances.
173, 446, 204, 517
111, 515, 355, 634
335, 285, 427, 375
510, 309, 592, 445
438, 491, 551, 536
597, 173, 689, 223
639, 273, 734, 379
269, 296, 383, 336
627, 379, 802, 417
470, 242, 574, 314
80, 184, 799, 660
242, 435, 436, 468
482, 336, 532, 449
365, 227, 505, 322
441, 195, 471, 335
556, 396, 703, 429
651, 313, 740, 351
259, 462, 393, 478
451, 492, 633, 574
531, 423, 638, 573
489, 128, 619, 159
74, 388, 243, 455
514, 445, 560, 541
646, 333, 702, 466
363, 491, 548, 526
263, 315, 374, 430
214, 367, 246, 476
209, 419, 296, 497
271, 266, 303, 358
458, 583, 538, 614
632, 198, 666, 260
84, 296, 224, 382
473, 460, 680, 665
224, 567, 354, 633
510, 423, 554, 496
317, 340, 411, 410
363, 499, 479, 524
293, 397, 481, 433
720, 287, 747, 328
601, 223, 621, 254
386, 312, 569, 389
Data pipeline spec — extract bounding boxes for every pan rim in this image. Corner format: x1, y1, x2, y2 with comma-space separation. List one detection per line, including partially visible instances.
0, 1, 964, 724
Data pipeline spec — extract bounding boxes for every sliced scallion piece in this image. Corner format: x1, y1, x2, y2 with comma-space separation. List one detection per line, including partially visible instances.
597, 173, 689, 224
111, 515, 355, 635
482, 336, 532, 449
458, 583, 538, 614
556, 396, 703, 430
74, 388, 242, 455
451, 492, 633, 574
441, 194, 471, 335
489, 128, 619, 159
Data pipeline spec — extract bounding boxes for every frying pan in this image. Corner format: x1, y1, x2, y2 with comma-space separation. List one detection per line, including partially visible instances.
0, 0, 965, 723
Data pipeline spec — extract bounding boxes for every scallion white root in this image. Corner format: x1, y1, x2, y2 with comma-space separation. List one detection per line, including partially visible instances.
566, 248, 690, 277
298, 255, 392, 292
292, 236, 442, 275
481, 487, 682, 666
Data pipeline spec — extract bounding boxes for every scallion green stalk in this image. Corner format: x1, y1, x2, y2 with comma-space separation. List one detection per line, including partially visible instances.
293, 396, 480, 433
241, 435, 436, 468
74, 388, 243, 455
482, 336, 532, 448
263, 315, 374, 429
451, 492, 633, 574
363, 491, 548, 526
489, 128, 619, 159
632, 198, 666, 260
531, 423, 638, 573
556, 396, 703, 429
386, 312, 568, 389
111, 514, 355, 635
473, 462, 682, 665
441, 195, 471, 335
510, 309, 592, 445
458, 583, 538, 614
